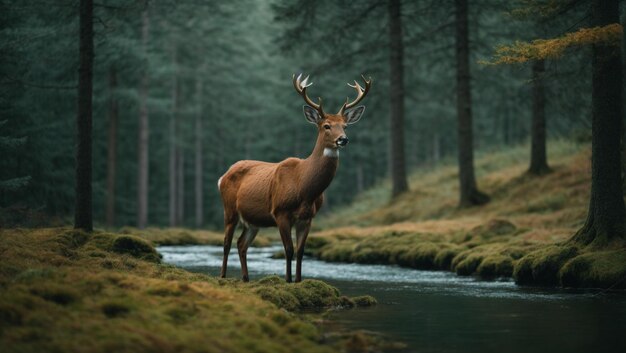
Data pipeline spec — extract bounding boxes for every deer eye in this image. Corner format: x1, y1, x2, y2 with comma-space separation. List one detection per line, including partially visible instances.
323, 124, 331, 130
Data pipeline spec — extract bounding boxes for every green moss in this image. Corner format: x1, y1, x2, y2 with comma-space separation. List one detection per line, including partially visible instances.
468, 219, 517, 239
305, 236, 330, 252
525, 193, 566, 213
101, 300, 131, 318
351, 295, 377, 307
111, 235, 161, 263
29, 284, 79, 305
434, 247, 463, 269
513, 245, 578, 286
0, 228, 373, 353
454, 253, 484, 276
476, 255, 514, 278
254, 286, 300, 311
14, 268, 55, 283
55, 229, 90, 249
0, 302, 24, 326
252, 276, 371, 311
396, 242, 439, 269
351, 248, 389, 264
318, 242, 355, 263
560, 249, 626, 289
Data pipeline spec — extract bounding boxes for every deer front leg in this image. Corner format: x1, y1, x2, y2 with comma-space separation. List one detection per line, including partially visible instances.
220, 215, 238, 278
237, 226, 259, 282
295, 220, 311, 283
275, 214, 294, 283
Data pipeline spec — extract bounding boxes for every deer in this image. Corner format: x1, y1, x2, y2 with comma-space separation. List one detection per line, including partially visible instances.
217, 74, 371, 283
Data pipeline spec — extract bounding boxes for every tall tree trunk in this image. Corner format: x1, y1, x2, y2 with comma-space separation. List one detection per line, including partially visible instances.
571, 0, 625, 246
194, 78, 204, 228
105, 65, 118, 227
169, 50, 178, 227
528, 59, 550, 175
176, 148, 185, 224
388, 0, 409, 197
137, 6, 150, 229
455, 0, 489, 207
356, 162, 364, 193
433, 132, 440, 164
74, 0, 93, 232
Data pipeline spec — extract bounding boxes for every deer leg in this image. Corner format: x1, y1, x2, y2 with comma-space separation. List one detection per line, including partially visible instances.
294, 220, 311, 283
220, 214, 238, 278
237, 226, 259, 282
276, 215, 294, 283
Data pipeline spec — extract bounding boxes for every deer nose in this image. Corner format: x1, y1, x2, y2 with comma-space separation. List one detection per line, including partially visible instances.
337, 136, 349, 147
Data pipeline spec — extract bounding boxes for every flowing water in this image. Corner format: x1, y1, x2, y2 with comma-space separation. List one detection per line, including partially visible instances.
159, 244, 626, 353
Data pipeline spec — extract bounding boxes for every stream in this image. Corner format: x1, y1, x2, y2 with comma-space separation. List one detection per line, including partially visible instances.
158, 244, 626, 353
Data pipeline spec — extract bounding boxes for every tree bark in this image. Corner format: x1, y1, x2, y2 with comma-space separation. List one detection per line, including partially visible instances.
74, 0, 93, 232
388, 0, 409, 197
176, 148, 185, 224
137, 6, 150, 229
528, 59, 550, 175
169, 49, 178, 227
105, 65, 118, 227
194, 78, 204, 228
455, 0, 489, 207
571, 0, 625, 246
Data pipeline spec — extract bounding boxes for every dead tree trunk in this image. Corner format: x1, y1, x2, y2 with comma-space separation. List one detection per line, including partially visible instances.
74, 0, 94, 232
105, 65, 118, 227
388, 0, 409, 197
571, 0, 625, 246
528, 59, 550, 175
137, 6, 150, 229
455, 0, 489, 207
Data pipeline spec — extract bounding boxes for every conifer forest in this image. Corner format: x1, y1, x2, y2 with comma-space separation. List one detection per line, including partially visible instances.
1, 1, 626, 353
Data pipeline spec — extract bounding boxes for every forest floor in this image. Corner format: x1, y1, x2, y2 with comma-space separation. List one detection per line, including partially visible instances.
308, 140, 626, 289
0, 228, 396, 353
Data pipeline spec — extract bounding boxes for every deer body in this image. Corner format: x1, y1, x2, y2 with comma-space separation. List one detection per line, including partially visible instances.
219, 74, 371, 282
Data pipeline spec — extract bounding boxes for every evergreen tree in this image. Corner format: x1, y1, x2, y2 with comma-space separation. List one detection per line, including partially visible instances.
74, 0, 94, 231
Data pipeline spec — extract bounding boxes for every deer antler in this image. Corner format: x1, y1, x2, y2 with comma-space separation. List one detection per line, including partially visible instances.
337, 75, 372, 116
293, 73, 325, 117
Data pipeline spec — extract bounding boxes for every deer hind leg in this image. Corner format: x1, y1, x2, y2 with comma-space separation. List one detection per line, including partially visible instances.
237, 225, 259, 282
294, 220, 311, 283
220, 212, 239, 278
275, 214, 294, 283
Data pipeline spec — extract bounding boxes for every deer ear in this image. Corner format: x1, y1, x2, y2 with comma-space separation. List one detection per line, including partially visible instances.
344, 106, 365, 125
303, 105, 322, 124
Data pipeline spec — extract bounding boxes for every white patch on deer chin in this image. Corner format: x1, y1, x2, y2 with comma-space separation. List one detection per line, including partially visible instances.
217, 176, 223, 189
323, 148, 339, 158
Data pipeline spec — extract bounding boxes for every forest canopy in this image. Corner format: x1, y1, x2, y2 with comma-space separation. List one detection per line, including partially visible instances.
0, 0, 614, 230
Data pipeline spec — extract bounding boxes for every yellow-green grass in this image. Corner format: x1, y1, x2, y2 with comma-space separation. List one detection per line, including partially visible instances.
0, 228, 378, 353
118, 227, 274, 247
309, 141, 626, 288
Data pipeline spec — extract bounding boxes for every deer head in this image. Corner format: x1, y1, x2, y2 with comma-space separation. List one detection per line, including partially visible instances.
293, 74, 371, 150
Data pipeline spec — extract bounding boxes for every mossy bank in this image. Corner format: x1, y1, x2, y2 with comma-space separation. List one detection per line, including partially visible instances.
0, 228, 381, 353
310, 143, 626, 289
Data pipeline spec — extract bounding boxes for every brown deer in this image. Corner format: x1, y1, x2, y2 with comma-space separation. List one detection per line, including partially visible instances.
218, 74, 371, 282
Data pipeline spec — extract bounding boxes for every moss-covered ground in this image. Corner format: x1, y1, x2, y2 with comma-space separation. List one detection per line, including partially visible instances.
310, 141, 626, 289
0, 228, 386, 353
117, 227, 273, 247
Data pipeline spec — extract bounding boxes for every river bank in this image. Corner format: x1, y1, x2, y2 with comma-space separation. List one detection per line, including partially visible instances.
159, 243, 626, 353
0, 228, 385, 353
305, 143, 626, 289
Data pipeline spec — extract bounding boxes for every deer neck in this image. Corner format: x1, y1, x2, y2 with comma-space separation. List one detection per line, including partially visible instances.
300, 132, 339, 201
